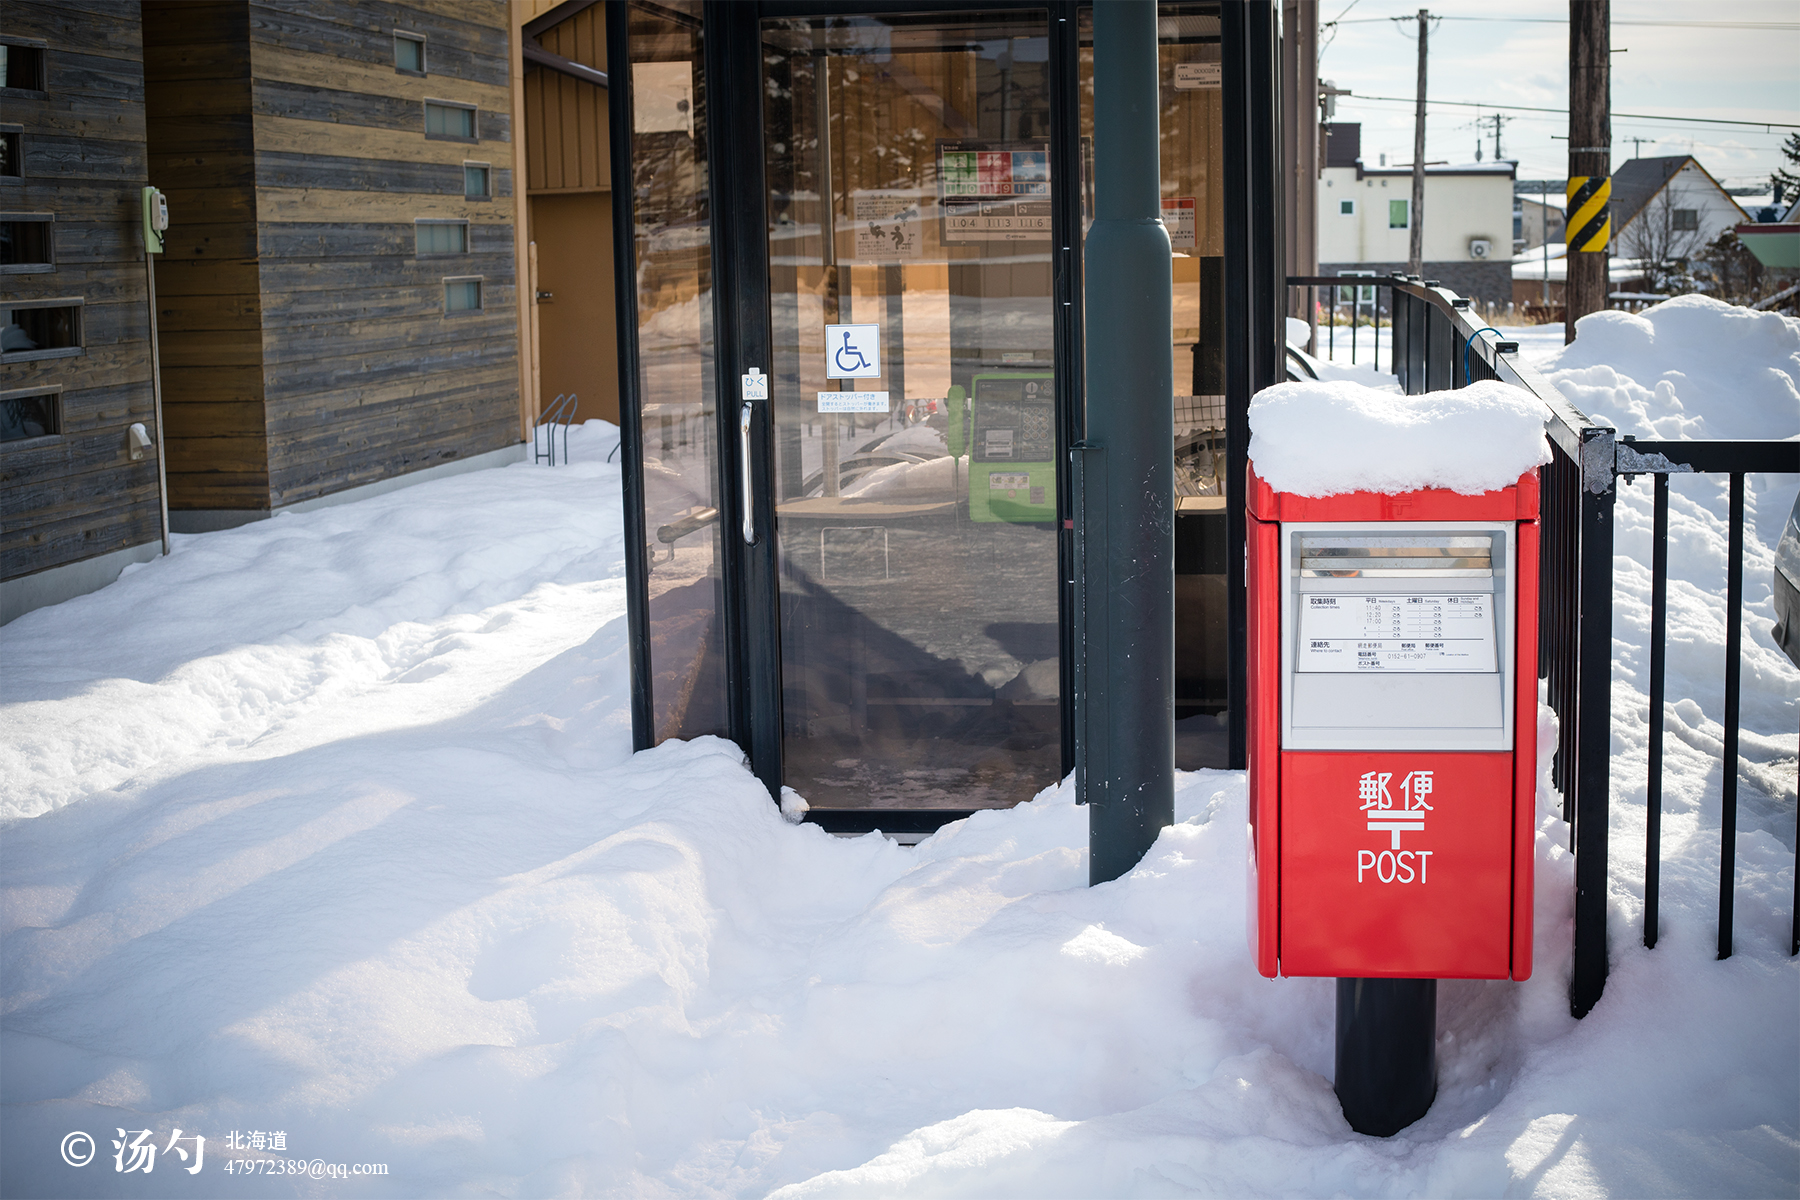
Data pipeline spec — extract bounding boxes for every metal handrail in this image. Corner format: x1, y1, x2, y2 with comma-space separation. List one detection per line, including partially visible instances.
1378, 278, 1800, 1010
535, 392, 579, 466
1287, 274, 1393, 373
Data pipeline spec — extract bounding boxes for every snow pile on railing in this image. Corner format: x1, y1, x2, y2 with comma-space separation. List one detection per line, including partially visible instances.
1247, 378, 1550, 497
1544, 294, 1800, 439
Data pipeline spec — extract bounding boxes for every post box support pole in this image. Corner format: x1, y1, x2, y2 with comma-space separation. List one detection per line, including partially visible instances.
1081, 0, 1174, 885
1334, 977, 1437, 1137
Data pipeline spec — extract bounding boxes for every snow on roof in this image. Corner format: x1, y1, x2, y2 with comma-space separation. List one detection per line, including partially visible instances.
1248, 378, 1549, 497
1610, 155, 1749, 228
1512, 256, 1649, 283
1515, 242, 1567, 263
1351, 160, 1517, 177
1610, 156, 1690, 226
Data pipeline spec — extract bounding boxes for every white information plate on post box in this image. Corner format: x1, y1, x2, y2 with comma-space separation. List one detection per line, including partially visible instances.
1279, 521, 1516, 752
1297, 594, 1497, 673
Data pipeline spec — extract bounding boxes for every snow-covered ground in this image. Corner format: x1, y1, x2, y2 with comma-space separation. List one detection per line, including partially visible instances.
1, 299, 1796, 1198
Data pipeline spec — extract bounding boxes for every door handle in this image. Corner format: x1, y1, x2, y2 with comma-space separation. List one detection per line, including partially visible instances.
739, 401, 755, 544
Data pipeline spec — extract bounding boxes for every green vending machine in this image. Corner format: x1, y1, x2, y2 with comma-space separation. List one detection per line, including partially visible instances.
948, 370, 1057, 523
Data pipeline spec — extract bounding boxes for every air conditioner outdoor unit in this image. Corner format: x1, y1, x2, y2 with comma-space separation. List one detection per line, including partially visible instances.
1469, 239, 1492, 260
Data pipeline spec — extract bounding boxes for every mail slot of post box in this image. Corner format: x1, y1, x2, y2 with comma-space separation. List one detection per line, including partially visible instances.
1280, 522, 1515, 752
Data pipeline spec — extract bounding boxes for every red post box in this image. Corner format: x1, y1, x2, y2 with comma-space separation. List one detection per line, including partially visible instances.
1246, 467, 1539, 982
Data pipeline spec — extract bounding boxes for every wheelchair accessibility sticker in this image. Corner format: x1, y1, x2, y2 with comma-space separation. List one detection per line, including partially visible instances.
825, 324, 881, 380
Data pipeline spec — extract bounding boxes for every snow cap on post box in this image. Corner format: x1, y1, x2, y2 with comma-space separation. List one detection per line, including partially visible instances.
1248, 379, 1550, 497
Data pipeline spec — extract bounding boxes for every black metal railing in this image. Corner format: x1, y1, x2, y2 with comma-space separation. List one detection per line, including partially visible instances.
1286, 275, 1391, 372
1286, 274, 1800, 1016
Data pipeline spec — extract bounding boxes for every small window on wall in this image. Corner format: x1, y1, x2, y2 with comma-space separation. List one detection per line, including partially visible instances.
1, 41, 48, 92
1339, 199, 1355, 216
415, 219, 468, 256
2, 299, 81, 361
394, 32, 426, 75
1389, 199, 1410, 229
1673, 208, 1699, 231
0, 387, 59, 442
444, 277, 482, 314
1, 213, 52, 271
424, 100, 476, 142
463, 162, 490, 200
0, 126, 21, 179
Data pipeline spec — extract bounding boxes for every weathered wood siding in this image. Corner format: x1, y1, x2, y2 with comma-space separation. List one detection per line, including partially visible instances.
143, 0, 269, 510
0, 1, 163, 581
249, 0, 521, 507
142, 0, 521, 515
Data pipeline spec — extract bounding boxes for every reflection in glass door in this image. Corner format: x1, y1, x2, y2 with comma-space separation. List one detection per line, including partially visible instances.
761, 12, 1061, 811
625, 0, 729, 746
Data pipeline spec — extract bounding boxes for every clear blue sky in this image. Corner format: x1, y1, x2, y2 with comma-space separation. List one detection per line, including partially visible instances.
1317, 0, 1799, 193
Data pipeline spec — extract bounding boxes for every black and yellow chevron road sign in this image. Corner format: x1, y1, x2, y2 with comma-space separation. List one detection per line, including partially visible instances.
1566, 175, 1611, 252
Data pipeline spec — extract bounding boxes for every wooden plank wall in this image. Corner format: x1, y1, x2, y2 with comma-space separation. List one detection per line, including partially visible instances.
0, 1, 163, 581
143, 1, 270, 511
248, 0, 521, 507
524, 5, 608, 193
523, 4, 617, 423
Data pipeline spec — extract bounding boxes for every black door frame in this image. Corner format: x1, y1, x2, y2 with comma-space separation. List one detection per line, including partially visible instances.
608, 0, 1284, 830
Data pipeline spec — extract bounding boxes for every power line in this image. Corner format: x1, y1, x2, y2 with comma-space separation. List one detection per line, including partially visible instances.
1327, 16, 1800, 30
1342, 98, 1793, 141
1338, 93, 1800, 131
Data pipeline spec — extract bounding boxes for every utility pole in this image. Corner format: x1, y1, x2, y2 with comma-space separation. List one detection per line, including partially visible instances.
1625, 135, 1650, 159
1408, 9, 1429, 277
1492, 113, 1510, 162
1565, 0, 1611, 341
1542, 180, 1552, 306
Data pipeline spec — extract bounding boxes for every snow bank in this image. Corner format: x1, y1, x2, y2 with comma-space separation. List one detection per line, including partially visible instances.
1248, 378, 1550, 496
1542, 298, 1799, 957
0, 421, 629, 821
2, 706, 1794, 1198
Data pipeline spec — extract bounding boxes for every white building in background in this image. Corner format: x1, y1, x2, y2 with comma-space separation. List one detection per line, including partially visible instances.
1515, 194, 1564, 253
1315, 123, 1516, 305
1608, 156, 1749, 259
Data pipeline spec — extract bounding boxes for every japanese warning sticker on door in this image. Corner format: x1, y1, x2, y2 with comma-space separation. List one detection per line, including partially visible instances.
937, 140, 1051, 243
852, 191, 922, 260
1161, 197, 1196, 249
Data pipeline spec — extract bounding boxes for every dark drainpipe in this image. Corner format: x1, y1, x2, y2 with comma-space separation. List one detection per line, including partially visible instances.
1080, 0, 1174, 885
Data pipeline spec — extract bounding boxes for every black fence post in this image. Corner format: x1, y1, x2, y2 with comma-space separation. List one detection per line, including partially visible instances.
1718, 472, 1746, 959
1570, 425, 1616, 1018
1645, 472, 1668, 949
1407, 292, 1426, 392
1391, 289, 1408, 393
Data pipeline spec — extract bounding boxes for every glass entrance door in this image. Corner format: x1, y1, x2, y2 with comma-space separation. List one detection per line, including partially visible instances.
758, 12, 1063, 811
